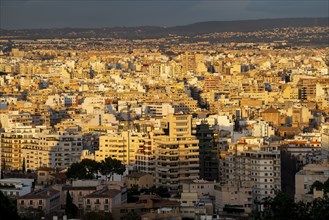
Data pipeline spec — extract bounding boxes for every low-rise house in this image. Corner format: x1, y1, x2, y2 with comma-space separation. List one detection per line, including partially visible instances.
17, 188, 60, 215
295, 160, 329, 202
83, 187, 122, 213
125, 172, 154, 189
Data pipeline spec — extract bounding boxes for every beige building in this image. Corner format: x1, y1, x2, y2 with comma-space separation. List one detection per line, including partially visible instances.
59, 180, 103, 210
22, 130, 83, 170
124, 172, 154, 189
83, 188, 122, 214
1, 126, 41, 170
154, 114, 199, 196
295, 161, 329, 202
95, 131, 144, 166
17, 188, 61, 215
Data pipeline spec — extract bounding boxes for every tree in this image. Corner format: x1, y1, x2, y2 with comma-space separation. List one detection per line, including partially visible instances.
22, 157, 26, 173
66, 159, 99, 180
65, 190, 78, 219
259, 192, 329, 220
0, 191, 20, 219
66, 157, 125, 181
323, 178, 329, 193
80, 159, 100, 179
309, 180, 324, 193
261, 191, 297, 220
99, 157, 125, 181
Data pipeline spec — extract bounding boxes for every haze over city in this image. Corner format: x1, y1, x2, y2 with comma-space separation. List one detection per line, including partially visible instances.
0, 1, 329, 220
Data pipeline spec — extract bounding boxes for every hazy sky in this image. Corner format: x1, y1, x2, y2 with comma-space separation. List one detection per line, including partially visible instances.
1, 0, 328, 29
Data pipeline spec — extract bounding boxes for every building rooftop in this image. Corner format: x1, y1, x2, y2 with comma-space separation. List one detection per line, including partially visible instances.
18, 188, 59, 199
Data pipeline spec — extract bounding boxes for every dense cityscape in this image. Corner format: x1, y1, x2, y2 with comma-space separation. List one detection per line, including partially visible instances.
0, 14, 329, 220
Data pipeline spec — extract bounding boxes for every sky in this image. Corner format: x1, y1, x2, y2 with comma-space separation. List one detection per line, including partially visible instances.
0, 0, 328, 29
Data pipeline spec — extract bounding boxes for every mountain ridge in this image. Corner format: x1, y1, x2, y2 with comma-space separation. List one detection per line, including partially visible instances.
0, 17, 328, 39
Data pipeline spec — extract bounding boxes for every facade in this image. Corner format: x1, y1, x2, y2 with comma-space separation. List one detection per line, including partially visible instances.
295, 161, 329, 202
196, 123, 219, 181
17, 188, 61, 215
220, 139, 281, 209
96, 131, 144, 166
0, 178, 34, 198
135, 133, 155, 173
61, 182, 101, 210
252, 120, 275, 138
124, 172, 154, 189
22, 131, 83, 170
83, 188, 122, 213
0, 126, 41, 170
154, 114, 199, 196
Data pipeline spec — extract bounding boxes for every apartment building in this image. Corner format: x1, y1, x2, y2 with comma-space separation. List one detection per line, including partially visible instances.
142, 103, 174, 117
154, 114, 199, 196
196, 123, 219, 181
96, 131, 144, 166
0, 111, 33, 128
22, 130, 83, 170
135, 133, 155, 173
1, 126, 41, 170
220, 139, 281, 208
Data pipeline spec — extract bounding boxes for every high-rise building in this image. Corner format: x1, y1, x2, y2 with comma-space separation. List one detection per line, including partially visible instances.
196, 123, 219, 181
154, 114, 199, 196
1, 126, 41, 170
219, 139, 281, 209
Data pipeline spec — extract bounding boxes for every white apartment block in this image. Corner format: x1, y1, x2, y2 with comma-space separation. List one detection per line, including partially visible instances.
142, 103, 174, 117
252, 120, 275, 137
220, 140, 281, 208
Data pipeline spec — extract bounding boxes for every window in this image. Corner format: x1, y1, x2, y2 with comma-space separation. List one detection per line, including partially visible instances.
38, 200, 42, 205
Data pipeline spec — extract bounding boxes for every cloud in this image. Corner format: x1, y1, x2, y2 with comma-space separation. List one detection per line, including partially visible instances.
1, 0, 327, 29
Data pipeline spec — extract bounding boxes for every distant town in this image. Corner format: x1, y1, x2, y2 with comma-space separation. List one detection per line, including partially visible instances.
0, 19, 329, 220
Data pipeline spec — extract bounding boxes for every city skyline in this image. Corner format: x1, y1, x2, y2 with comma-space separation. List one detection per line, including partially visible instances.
1, 0, 328, 29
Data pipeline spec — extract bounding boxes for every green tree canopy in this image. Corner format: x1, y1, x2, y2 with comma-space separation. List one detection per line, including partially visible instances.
260, 191, 329, 220
310, 180, 324, 194
0, 191, 20, 220
66, 157, 125, 181
99, 157, 126, 181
